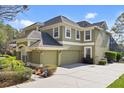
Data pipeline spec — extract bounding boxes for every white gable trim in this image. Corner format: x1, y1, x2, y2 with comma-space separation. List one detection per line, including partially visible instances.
59, 41, 94, 46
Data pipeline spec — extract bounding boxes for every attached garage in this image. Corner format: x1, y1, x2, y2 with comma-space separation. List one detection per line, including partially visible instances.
60, 50, 81, 66
27, 50, 81, 67
40, 50, 58, 65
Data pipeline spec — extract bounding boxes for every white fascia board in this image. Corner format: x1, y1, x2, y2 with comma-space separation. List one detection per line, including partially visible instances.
59, 41, 94, 46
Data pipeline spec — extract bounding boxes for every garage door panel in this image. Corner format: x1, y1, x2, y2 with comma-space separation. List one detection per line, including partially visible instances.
61, 51, 80, 65
41, 51, 57, 65
32, 51, 40, 64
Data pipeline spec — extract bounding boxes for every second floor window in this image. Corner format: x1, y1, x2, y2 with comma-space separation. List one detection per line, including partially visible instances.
53, 27, 59, 38
84, 30, 92, 41
65, 27, 71, 39
75, 30, 80, 40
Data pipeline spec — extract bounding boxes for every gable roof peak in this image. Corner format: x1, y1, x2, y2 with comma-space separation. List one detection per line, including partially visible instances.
77, 21, 92, 27
44, 15, 78, 26
93, 21, 106, 25
93, 21, 108, 29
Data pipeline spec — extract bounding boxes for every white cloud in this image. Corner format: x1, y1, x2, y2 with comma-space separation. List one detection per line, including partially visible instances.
20, 20, 34, 27
8, 19, 34, 30
85, 13, 98, 19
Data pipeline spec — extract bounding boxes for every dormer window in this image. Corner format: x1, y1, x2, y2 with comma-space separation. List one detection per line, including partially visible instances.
65, 27, 71, 39
84, 30, 92, 41
75, 30, 80, 40
53, 27, 59, 38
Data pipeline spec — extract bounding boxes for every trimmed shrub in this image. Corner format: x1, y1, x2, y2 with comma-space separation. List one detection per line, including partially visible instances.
0, 56, 32, 87
105, 51, 117, 62
43, 64, 57, 76
98, 60, 107, 65
0, 57, 25, 71
0, 67, 32, 87
121, 52, 124, 56
116, 52, 122, 61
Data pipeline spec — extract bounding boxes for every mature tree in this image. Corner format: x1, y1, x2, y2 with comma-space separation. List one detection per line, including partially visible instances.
0, 28, 8, 54
111, 12, 124, 44
0, 5, 28, 21
0, 23, 18, 54
0, 5, 28, 54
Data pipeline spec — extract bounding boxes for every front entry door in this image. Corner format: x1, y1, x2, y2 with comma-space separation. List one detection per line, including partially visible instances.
84, 47, 92, 58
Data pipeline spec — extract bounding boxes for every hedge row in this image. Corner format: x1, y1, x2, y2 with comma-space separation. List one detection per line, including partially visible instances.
105, 51, 122, 62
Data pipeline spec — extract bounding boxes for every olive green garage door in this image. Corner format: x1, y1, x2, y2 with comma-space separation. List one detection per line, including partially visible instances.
40, 50, 58, 65
60, 50, 80, 65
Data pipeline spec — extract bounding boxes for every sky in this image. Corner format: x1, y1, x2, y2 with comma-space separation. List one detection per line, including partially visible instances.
5, 5, 124, 30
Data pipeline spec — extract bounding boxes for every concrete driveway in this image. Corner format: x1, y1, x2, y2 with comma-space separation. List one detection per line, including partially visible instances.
10, 63, 124, 88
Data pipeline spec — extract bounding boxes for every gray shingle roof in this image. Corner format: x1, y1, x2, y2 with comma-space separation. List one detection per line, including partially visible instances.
41, 32, 61, 46
44, 16, 107, 29
77, 20, 107, 29
92, 21, 105, 27
77, 21, 92, 27
17, 22, 44, 39
44, 15, 78, 26
44, 16, 62, 26
30, 40, 41, 47
30, 31, 62, 47
17, 16, 108, 40
92, 21, 108, 29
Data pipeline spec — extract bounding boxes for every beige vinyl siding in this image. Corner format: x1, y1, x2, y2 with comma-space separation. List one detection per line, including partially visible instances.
63, 26, 83, 43
94, 30, 110, 64
60, 50, 81, 65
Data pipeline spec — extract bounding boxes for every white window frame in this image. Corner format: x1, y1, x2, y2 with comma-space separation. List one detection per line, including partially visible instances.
84, 30, 92, 41
65, 27, 71, 39
75, 30, 80, 40
53, 26, 60, 39
84, 46, 92, 58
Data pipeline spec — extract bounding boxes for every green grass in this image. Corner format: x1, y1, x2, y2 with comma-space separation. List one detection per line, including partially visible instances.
107, 74, 124, 88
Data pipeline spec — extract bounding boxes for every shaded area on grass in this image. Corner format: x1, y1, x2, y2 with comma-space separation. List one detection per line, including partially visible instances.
107, 74, 124, 88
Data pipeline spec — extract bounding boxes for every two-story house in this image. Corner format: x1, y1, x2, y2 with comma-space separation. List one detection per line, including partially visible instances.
16, 15, 110, 67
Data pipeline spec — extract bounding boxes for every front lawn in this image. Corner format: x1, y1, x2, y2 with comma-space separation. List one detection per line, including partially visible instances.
107, 74, 124, 88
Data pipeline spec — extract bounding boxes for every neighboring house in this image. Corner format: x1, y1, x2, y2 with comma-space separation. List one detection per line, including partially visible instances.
16, 15, 110, 67
7, 40, 17, 55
